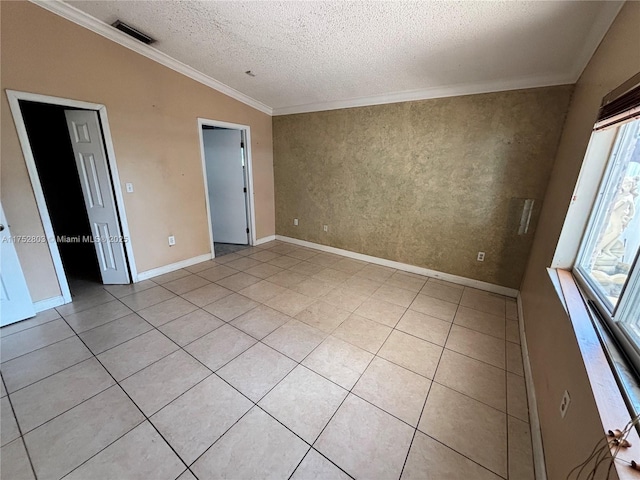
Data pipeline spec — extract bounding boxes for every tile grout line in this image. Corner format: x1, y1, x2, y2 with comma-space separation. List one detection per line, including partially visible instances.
305, 307, 514, 389
287, 447, 354, 480
117, 291, 314, 475
12, 296, 341, 475
174, 358, 341, 475
397, 292, 512, 480
54, 291, 118, 317
277, 311, 395, 478
59, 282, 257, 478
397, 300, 459, 480
442, 323, 511, 370
311, 297, 523, 421
137, 263, 517, 476
2, 342, 89, 392
0, 331, 79, 369
199, 246, 516, 478
423, 432, 510, 480
504, 300, 510, 479
55, 313, 201, 480
4, 252, 274, 478
1, 372, 39, 480
75, 286, 245, 364
2, 245, 518, 480
259, 397, 352, 478
0, 314, 62, 339
426, 378, 511, 418
5, 315, 176, 397
8, 358, 118, 436
6, 274, 502, 385
175, 291, 393, 477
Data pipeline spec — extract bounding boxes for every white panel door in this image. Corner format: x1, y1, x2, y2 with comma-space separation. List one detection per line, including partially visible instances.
203, 129, 249, 245
0, 204, 36, 326
64, 110, 129, 284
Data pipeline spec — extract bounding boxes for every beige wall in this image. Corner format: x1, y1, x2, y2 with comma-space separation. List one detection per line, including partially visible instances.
520, 3, 640, 479
0, 1, 275, 302
273, 86, 572, 289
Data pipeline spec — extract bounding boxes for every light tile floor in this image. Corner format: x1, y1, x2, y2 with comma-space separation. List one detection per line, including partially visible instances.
0, 241, 535, 480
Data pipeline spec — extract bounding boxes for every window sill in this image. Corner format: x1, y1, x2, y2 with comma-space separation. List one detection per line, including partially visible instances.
556, 269, 640, 479
547, 267, 568, 314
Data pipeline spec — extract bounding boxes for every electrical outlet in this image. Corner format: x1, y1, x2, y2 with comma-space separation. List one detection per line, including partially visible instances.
168, 235, 176, 246
560, 390, 571, 418
323, 225, 328, 232
125, 183, 134, 193
477, 251, 485, 261
293, 218, 298, 226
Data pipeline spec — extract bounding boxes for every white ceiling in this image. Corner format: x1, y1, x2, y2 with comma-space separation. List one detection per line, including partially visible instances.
58, 0, 623, 115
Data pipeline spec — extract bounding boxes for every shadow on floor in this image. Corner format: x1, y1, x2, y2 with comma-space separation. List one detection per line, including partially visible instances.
214, 243, 250, 257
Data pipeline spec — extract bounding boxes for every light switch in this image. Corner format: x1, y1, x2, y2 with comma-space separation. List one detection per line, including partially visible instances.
125, 183, 134, 193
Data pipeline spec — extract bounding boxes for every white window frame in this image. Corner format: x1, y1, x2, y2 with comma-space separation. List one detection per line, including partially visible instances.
573, 114, 640, 376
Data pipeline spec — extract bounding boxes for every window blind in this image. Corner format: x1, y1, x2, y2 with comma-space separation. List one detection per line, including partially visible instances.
595, 72, 640, 130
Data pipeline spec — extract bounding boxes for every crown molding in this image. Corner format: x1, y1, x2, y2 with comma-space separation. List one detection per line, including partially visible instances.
568, 0, 625, 83
31, 0, 623, 118
271, 0, 623, 116
30, 0, 273, 116
272, 73, 576, 116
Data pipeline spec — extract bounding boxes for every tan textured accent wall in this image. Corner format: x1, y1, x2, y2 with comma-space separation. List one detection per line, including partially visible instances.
274, 86, 573, 289
1, 1, 275, 302
520, 3, 640, 480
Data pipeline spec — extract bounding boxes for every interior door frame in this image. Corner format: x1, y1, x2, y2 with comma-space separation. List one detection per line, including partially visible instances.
5, 89, 138, 303
197, 118, 257, 257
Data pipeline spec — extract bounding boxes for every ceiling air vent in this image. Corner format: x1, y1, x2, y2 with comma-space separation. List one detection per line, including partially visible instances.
111, 20, 156, 45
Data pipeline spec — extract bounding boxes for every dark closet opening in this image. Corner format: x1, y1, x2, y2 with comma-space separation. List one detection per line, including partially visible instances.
20, 100, 102, 283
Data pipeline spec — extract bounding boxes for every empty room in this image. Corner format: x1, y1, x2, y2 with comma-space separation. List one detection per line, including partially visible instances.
1, 1, 640, 479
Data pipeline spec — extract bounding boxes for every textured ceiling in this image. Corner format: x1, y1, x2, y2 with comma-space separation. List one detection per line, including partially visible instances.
65, 1, 622, 114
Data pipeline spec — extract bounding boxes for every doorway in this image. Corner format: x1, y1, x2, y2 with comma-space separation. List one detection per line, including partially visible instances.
20, 101, 102, 286
198, 119, 257, 257
6, 90, 137, 306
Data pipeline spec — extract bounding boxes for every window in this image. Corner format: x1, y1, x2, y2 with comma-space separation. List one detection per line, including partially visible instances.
574, 80, 640, 372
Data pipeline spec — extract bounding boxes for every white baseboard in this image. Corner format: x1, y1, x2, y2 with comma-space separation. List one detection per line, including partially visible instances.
275, 235, 518, 298
137, 253, 213, 281
34, 295, 66, 312
517, 293, 548, 480
255, 235, 276, 246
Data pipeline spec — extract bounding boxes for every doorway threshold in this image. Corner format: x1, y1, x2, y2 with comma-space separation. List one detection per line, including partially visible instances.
214, 243, 250, 257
